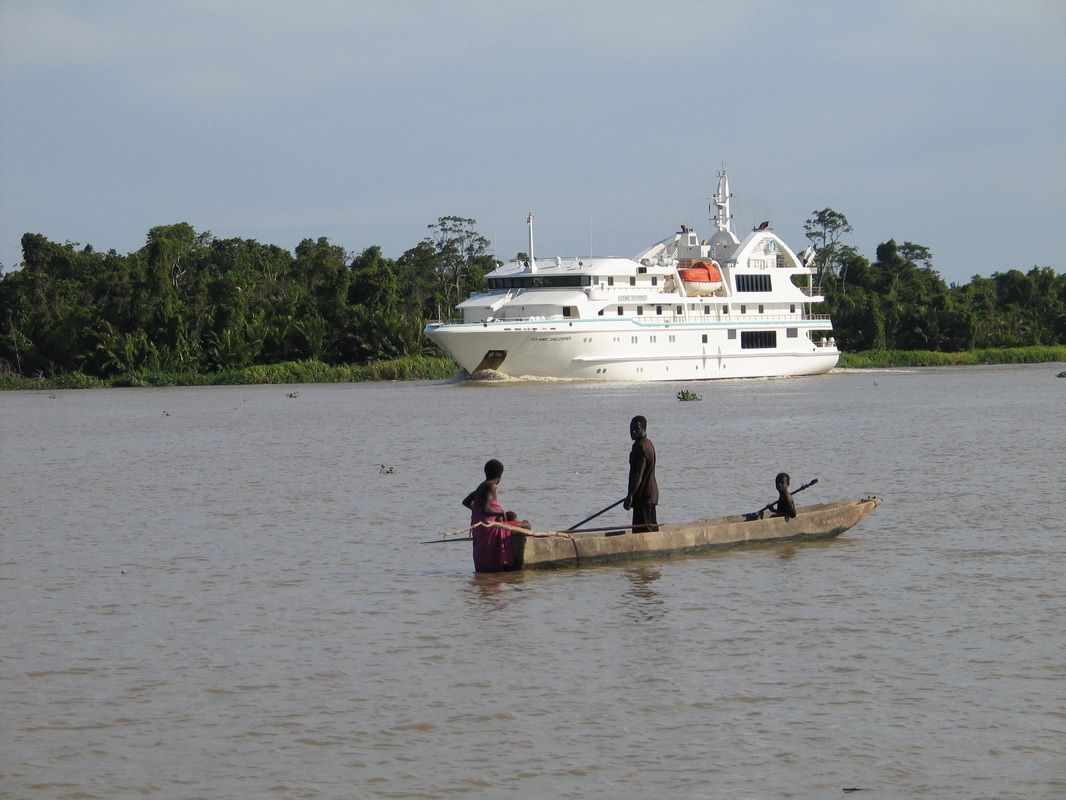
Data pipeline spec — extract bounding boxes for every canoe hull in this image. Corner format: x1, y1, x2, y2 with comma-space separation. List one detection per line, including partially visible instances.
509, 497, 881, 570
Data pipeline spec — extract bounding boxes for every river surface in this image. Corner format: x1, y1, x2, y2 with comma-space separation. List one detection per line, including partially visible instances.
2, 364, 1064, 799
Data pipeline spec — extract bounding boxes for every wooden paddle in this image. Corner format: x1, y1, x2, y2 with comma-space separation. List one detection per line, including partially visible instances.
744, 478, 818, 521
566, 498, 627, 531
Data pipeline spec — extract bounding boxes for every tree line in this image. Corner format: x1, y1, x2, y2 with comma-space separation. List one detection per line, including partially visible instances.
803, 209, 1065, 351
0, 217, 493, 378
0, 212, 1063, 379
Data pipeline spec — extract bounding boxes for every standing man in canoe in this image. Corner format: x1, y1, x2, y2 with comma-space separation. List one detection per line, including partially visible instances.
462, 459, 528, 572
624, 415, 659, 533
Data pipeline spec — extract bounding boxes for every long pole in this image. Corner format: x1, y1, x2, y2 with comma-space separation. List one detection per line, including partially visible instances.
566, 498, 626, 532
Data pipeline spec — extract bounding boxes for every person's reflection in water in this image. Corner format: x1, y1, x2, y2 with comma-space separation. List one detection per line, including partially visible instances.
465, 570, 528, 613
621, 565, 665, 623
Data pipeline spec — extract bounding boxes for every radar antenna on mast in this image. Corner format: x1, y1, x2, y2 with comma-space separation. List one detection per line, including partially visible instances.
709, 166, 734, 235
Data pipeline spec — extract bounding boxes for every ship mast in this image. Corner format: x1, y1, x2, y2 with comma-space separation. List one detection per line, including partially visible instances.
710, 168, 733, 235
527, 212, 537, 273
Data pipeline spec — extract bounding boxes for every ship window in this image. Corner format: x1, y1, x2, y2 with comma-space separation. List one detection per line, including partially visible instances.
787, 328, 798, 338
631, 336, 638, 344
669, 334, 676, 342
638, 266, 647, 274
608, 276, 615, 286
656, 306, 662, 315
650, 335, 657, 343
728, 329, 737, 340
740, 305, 747, 314
758, 304, 764, 313
736, 274, 772, 292
598, 309, 604, 316
723, 305, 729, 314
637, 306, 644, 315
701, 334, 708, 343
676, 306, 682, 315
651, 276, 658, 286
563, 306, 576, 317
703, 305, 711, 315
741, 331, 777, 349
617, 306, 623, 315
488, 275, 593, 289
790, 304, 796, 313
630, 277, 636, 286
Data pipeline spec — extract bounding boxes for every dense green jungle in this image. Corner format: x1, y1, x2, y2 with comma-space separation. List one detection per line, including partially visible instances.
1, 211, 1063, 389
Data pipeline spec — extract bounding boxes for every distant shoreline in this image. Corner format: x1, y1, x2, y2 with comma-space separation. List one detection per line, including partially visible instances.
837, 345, 1066, 369
0, 356, 459, 390
2, 347, 1064, 390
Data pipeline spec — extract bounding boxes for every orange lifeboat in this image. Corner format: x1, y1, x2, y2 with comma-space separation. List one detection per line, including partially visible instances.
678, 261, 722, 295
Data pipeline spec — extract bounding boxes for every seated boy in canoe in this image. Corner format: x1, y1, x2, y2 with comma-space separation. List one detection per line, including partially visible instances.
766, 472, 797, 519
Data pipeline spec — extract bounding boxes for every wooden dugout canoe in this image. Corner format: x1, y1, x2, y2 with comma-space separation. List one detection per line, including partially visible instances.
505, 497, 882, 570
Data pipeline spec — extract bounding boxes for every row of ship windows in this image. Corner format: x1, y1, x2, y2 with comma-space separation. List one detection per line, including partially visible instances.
488, 274, 774, 291
579, 303, 798, 317
581, 330, 798, 348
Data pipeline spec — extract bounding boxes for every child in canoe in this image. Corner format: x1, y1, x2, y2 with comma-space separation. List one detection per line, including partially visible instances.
767, 472, 797, 518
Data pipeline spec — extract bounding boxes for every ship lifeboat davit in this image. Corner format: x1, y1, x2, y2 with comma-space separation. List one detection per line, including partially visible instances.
678, 261, 723, 296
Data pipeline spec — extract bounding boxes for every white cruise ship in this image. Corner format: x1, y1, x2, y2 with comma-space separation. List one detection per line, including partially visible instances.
425, 171, 839, 381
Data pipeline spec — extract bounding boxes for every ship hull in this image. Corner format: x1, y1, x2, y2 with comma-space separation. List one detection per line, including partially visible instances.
425, 319, 839, 381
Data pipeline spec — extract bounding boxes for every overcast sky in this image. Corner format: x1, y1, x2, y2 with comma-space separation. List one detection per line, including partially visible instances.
2, 0, 1063, 284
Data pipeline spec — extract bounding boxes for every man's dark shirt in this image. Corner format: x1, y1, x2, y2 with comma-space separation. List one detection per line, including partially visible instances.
628, 437, 658, 506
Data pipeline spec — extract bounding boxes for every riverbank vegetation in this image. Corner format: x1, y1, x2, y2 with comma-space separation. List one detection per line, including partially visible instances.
0, 355, 458, 391
1, 211, 1063, 388
838, 345, 1066, 369
803, 211, 1065, 353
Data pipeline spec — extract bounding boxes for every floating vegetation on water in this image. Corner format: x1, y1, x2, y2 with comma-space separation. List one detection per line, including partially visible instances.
677, 389, 702, 401
379, 464, 395, 474
1057, 371, 1066, 378
287, 390, 299, 398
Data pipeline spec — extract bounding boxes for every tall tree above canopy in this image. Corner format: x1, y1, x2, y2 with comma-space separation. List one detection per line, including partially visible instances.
804, 208, 853, 287
898, 241, 933, 269
143, 223, 212, 296
422, 216, 492, 320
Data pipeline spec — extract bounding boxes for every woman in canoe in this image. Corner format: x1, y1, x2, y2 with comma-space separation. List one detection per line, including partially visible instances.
462, 459, 529, 572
